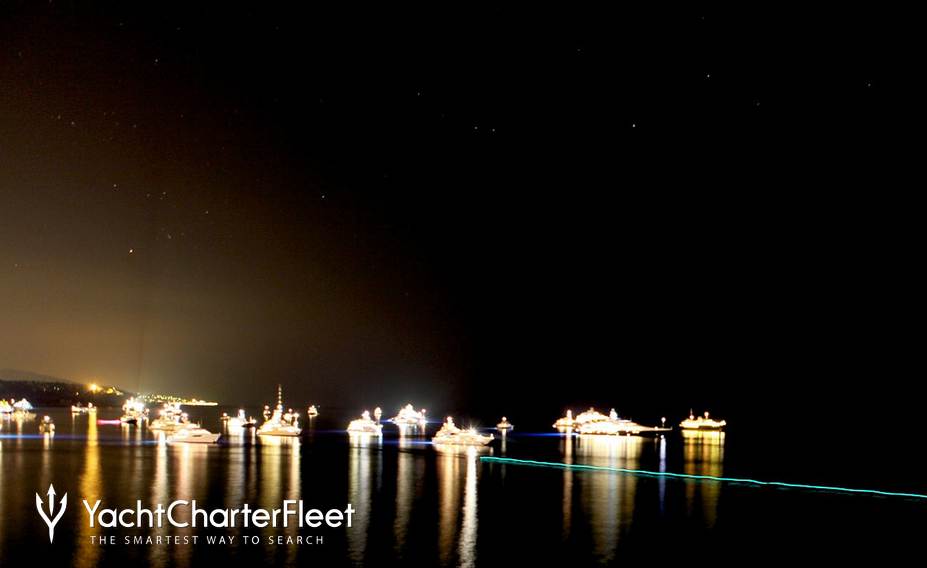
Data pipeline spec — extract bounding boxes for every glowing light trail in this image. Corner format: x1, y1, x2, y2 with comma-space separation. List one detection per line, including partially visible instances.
479, 456, 927, 500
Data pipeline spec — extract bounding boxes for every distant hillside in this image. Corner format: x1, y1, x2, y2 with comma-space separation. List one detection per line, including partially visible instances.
0, 369, 132, 407
0, 369, 78, 384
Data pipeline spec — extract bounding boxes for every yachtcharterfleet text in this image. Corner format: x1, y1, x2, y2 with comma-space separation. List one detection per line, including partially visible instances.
83, 500, 355, 529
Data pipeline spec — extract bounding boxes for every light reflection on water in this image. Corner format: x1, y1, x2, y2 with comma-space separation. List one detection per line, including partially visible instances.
459, 447, 478, 568
256, 435, 301, 562
76, 416, 101, 568
547, 431, 728, 563
346, 434, 376, 563
435, 445, 485, 567
574, 435, 643, 563
561, 434, 573, 540
0, 432, 4, 560
659, 436, 667, 512
149, 438, 168, 567
682, 430, 725, 527
0, 411, 735, 567
393, 436, 418, 558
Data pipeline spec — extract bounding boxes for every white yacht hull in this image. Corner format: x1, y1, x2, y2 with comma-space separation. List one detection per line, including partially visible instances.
347, 428, 382, 435
432, 437, 493, 446
168, 433, 221, 444
257, 428, 302, 437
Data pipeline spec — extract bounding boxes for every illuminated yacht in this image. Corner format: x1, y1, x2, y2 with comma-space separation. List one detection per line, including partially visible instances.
228, 408, 256, 428
257, 386, 302, 437
572, 408, 620, 434
680, 411, 727, 431
562, 407, 671, 436
39, 415, 55, 434
555, 407, 611, 432
578, 415, 638, 435
307, 405, 319, 418
496, 416, 514, 431
432, 416, 494, 446
0, 400, 13, 416
12, 398, 33, 411
576, 407, 613, 425
347, 410, 383, 435
120, 398, 146, 424
389, 404, 427, 428
70, 402, 96, 414
168, 427, 221, 444
148, 403, 180, 429
149, 403, 197, 432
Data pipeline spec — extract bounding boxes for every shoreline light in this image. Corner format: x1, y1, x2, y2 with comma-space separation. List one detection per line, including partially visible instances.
479, 457, 927, 501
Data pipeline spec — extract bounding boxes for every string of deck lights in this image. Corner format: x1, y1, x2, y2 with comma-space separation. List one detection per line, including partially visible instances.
479, 456, 927, 500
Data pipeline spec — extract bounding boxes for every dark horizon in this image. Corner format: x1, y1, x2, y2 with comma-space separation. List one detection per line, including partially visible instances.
1, 4, 920, 427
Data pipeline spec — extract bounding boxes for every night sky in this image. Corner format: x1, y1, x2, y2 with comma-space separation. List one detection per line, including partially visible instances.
1, 4, 919, 424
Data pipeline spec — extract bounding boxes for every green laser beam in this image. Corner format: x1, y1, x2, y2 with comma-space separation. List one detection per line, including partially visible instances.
479, 456, 927, 500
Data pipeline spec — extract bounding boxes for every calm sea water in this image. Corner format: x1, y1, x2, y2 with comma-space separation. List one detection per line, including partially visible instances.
1, 407, 923, 566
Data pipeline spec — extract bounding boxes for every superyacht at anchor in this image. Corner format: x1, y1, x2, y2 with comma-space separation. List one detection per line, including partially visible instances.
347, 410, 383, 435
120, 398, 147, 424
389, 404, 427, 431
227, 408, 257, 428
149, 403, 195, 432
680, 410, 727, 431
257, 386, 302, 437
70, 402, 96, 414
554, 407, 611, 433
432, 416, 494, 446
557, 407, 671, 436
168, 427, 221, 444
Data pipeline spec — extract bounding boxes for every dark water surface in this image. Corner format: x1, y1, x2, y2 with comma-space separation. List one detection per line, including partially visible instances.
1, 407, 923, 566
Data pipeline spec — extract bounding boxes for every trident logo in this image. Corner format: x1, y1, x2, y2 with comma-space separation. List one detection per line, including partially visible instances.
35, 483, 68, 543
